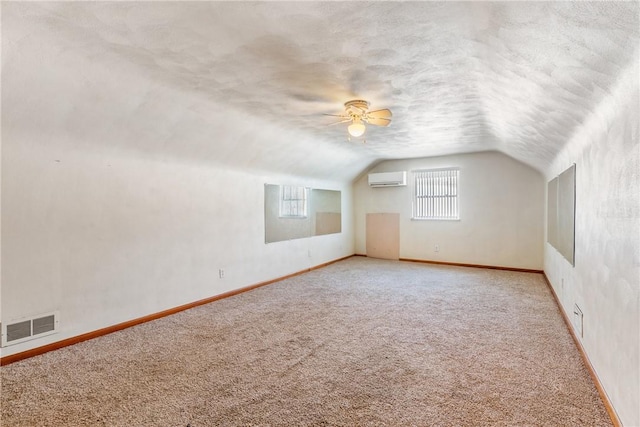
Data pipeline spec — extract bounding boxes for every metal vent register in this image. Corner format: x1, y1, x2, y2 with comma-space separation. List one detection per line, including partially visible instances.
2, 312, 59, 347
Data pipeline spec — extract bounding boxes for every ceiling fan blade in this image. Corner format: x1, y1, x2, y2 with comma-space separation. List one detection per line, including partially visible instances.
327, 118, 353, 126
323, 113, 349, 118
366, 109, 392, 119
364, 117, 391, 127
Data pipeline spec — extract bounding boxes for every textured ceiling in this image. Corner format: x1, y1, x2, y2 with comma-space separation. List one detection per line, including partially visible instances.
3, 2, 639, 181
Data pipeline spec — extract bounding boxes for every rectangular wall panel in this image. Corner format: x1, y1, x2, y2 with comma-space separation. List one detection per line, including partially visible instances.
547, 177, 559, 248
366, 213, 400, 260
558, 164, 576, 265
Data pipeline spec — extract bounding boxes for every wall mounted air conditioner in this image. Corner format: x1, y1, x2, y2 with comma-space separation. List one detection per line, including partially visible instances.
368, 171, 407, 187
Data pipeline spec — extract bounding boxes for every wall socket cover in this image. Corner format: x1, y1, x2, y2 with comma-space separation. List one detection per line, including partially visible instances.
573, 304, 583, 338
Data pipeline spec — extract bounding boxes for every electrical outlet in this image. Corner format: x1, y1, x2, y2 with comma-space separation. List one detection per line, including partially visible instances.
219, 269, 225, 279
434, 245, 440, 252
573, 304, 583, 338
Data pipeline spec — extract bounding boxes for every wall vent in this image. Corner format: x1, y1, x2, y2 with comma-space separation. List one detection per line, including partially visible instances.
1, 312, 59, 347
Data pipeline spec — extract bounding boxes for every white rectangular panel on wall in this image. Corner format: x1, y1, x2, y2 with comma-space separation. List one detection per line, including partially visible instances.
558, 165, 576, 265
366, 213, 400, 260
547, 164, 575, 266
547, 177, 559, 248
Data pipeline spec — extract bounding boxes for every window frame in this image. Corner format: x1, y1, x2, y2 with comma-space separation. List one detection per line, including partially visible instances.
411, 168, 460, 221
279, 185, 309, 219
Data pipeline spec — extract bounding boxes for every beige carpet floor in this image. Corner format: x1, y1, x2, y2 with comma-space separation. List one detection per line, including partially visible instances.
1, 257, 611, 426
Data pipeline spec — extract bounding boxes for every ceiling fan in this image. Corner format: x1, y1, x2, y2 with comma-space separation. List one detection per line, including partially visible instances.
325, 100, 392, 141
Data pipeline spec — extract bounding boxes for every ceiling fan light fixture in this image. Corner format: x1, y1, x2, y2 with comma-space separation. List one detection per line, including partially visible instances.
348, 122, 366, 137
325, 99, 390, 140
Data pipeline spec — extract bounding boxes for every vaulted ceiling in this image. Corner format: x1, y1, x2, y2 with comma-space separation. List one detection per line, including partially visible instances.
3, 2, 639, 181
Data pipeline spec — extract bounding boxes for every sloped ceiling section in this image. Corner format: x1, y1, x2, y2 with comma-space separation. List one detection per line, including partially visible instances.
3, 2, 639, 181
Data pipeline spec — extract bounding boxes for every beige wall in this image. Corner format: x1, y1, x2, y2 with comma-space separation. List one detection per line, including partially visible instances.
544, 60, 639, 426
354, 151, 545, 270
1, 138, 354, 357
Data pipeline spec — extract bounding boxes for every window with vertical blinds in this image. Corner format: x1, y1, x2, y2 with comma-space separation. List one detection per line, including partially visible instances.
412, 169, 459, 220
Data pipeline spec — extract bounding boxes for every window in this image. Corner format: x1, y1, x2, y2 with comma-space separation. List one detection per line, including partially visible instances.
279, 185, 308, 218
413, 168, 459, 220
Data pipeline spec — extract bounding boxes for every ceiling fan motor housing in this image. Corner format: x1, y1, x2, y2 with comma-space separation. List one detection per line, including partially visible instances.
344, 100, 370, 110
